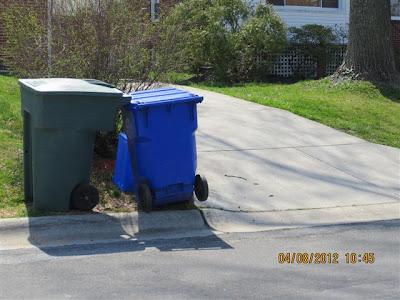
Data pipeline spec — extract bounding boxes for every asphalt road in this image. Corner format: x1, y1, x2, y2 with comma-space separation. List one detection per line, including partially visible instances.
0, 220, 399, 299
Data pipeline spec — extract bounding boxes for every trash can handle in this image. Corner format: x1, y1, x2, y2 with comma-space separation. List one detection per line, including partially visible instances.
83, 79, 118, 89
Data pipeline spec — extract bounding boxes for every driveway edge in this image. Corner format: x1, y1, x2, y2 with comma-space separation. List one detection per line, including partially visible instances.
201, 202, 400, 233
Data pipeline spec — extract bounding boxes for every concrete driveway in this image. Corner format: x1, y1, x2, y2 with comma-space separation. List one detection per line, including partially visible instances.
178, 86, 400, 232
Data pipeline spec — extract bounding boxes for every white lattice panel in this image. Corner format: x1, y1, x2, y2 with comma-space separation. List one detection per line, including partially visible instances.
270, 46, 346, 77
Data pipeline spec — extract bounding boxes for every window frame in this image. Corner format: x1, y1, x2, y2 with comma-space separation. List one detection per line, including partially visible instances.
267, 0, 342, 12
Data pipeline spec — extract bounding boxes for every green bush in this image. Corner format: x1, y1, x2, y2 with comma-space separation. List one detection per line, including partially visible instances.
1, 0, 182, 87
166, 1, 286, 82
289, 24, 339, 78
1, 0, 183, 156
237, 5, 287, 81
0, 1, 48, 77
166, 0, 247, 81
394, 49, 400, 72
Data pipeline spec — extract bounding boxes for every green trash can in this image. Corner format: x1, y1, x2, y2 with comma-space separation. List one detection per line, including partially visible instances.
19, 78, 131, 212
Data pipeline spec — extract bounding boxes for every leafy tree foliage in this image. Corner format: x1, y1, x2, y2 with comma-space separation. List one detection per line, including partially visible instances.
167, 0, 287, 82
289, 24, 338, 78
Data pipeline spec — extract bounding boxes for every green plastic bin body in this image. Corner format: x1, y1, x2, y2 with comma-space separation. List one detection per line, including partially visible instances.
19, 78, 131, 211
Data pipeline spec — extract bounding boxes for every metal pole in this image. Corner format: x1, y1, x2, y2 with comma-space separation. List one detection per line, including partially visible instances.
47, 0, 52, 76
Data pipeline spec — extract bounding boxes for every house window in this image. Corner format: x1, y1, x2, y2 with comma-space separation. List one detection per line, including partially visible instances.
267, 0, 339, 8
392, 0, 400, 17
287, 0, 320, 6
151, 0, 160, 21
269, 0, 285, 5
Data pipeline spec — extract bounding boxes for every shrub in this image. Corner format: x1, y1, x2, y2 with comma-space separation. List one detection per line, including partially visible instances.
289, 24, 339, 78
166, 0, 248, 81
0, 0, 48, 77
1, 0, 182, 87
166, 1, 286, 82
1, 0, 184, 156
395, 49, 400, 72
0, 58, 5, 70
237, 5, 287, 81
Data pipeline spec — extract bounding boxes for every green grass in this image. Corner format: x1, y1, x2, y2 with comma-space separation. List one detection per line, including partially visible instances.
192, 78, 400, 148
0, 75, 54, 217
0, 75, 25, 217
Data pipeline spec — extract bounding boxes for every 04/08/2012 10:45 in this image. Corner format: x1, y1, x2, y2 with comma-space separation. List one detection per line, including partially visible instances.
278, 252, 375, 264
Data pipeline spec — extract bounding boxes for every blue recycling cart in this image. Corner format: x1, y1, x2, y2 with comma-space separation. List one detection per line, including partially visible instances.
121, 88, 208, 211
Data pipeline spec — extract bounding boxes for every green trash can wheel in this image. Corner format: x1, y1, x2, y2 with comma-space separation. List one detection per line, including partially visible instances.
70, 184, 99, 211
195, 174, 208, 202
139, 184, 153, 212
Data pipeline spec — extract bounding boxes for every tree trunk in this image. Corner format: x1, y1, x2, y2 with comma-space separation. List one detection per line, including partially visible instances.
337, 0, 399, 82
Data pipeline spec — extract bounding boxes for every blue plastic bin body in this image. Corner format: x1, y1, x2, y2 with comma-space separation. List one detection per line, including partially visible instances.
113, 132, 135, 192
122, 88, 203, 206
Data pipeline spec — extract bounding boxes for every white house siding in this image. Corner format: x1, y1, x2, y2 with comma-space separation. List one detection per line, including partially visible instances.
247, 0, 350, 28
272, 1, 350, 28
245, 0, 399, 77
245, 0, 351, 77
249, 0, 400, 27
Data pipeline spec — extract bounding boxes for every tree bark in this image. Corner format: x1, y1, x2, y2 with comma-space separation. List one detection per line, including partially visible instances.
337, 0, 399, 82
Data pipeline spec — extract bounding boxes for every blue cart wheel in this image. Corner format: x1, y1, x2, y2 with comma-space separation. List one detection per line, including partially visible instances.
195, 174, 209, 202
139, 184, 153, 212
70, 184, 99, 211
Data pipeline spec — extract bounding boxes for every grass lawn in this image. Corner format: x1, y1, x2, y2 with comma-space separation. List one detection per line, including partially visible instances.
192, 79, 400, 148
0, 75, 24, 217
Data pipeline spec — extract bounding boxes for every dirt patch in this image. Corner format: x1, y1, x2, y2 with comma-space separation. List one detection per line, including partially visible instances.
91, 155, 137, 213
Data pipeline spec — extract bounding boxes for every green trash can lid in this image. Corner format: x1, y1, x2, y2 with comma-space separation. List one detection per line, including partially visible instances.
18, 78, 126, 97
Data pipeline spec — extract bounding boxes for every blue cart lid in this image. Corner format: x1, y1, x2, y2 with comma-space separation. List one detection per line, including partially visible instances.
127, 88, 203, 109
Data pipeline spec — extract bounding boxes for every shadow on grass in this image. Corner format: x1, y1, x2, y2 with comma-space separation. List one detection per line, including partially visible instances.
173, 74, 306, 88
374, 83, 400, 103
